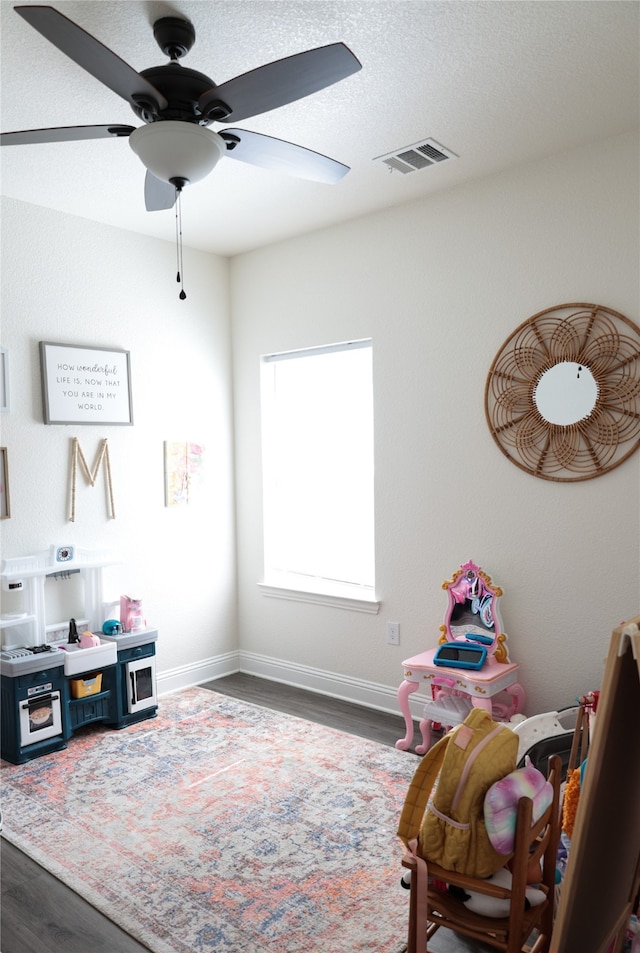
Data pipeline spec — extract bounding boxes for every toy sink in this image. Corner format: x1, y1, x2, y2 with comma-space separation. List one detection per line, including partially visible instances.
57, 638, 117, 676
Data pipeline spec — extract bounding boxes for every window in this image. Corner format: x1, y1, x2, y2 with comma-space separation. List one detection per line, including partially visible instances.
260, 340, 377, 611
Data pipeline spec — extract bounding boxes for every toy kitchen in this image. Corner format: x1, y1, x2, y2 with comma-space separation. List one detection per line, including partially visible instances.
1, 546, 158, 764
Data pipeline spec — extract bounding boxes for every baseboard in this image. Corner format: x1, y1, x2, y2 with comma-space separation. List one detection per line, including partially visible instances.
156, 651, 241, 696
157, 649, 430, 720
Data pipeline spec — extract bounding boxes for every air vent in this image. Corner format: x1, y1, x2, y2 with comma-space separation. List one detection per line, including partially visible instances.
375, 138, 458, 174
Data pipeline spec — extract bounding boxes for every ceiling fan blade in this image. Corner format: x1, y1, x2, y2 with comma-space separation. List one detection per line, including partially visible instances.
221, 129, 349, 184
1, 124, 134, 146
144, 172, 177, 212
199, 43, 361, 124
14, 5, 168, 111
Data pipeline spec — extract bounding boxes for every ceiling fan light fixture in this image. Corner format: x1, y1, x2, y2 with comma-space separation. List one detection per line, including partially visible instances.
129, 121, 225, 185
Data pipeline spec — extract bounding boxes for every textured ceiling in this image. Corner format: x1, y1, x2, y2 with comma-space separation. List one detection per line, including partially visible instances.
1, 0, 638, 256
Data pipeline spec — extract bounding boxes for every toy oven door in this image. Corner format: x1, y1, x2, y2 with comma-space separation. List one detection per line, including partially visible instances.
19, 687, 63, 747
126, 655, 157, 714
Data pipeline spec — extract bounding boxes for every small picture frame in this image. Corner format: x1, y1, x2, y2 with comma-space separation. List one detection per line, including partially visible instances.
0, 448, 10, 519
0, 347, 9, 412
39, 341, 133, 425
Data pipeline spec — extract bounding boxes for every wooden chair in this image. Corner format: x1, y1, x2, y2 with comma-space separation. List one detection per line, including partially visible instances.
401, 754, 562, 953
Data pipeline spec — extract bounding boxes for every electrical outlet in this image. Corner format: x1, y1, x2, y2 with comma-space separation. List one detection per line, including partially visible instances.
387, 621, 400, 645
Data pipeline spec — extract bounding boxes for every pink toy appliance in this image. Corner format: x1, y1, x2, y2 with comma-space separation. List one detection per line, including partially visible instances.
78, 631, 101, 649
120, 595, 145, 633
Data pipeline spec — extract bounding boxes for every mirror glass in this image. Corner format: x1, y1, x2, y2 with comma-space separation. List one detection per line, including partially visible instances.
534, 361, 598, 425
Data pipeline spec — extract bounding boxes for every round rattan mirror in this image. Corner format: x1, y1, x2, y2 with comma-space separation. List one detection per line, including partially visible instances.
484, 303, 640, 482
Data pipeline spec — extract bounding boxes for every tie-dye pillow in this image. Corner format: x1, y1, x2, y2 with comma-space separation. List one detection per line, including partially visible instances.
484, 758, 553, 855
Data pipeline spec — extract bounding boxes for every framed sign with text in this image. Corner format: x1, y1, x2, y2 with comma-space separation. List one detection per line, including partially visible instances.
39, 341, 133, 425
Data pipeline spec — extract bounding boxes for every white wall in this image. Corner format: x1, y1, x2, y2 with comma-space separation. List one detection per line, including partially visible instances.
231, 130, 640, 718
2, 131, 638, 722
0, 198, 237, 687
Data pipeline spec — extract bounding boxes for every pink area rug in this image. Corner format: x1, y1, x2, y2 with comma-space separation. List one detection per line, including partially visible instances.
1, 686, 416, 953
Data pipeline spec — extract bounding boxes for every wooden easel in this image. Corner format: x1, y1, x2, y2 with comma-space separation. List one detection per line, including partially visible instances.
551, 614, 640, 953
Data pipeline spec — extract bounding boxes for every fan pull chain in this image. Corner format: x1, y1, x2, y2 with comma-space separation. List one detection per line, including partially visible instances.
175, 185, 187, 300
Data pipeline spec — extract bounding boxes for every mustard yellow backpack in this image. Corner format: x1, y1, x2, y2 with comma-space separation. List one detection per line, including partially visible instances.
397, 707, 518, 878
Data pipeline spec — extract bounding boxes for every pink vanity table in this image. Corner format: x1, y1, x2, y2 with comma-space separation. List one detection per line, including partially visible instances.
395, 560, 525, 753
396, 647, 525, 753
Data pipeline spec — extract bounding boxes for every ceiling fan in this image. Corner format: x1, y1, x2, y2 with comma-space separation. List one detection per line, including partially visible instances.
0, 4, 362, 212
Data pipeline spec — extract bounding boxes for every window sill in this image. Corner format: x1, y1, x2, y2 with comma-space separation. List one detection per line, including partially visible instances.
258, 579, 380, 614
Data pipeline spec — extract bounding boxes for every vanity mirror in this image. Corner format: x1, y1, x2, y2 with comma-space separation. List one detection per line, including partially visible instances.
485, 303, 640, 482
439, 559, 510, 662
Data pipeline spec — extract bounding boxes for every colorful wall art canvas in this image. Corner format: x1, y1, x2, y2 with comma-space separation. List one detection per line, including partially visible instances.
164, 441, 205, 507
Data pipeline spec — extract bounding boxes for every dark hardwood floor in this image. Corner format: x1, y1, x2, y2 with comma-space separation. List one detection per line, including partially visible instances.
1, 674, 483, 953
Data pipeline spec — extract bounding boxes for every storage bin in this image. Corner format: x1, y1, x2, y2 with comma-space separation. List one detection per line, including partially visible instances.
70, 672, 102, 698
68, 693, 111, 730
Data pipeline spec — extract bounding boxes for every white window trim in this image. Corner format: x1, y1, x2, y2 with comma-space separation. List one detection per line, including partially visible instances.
258, 576, 380, 614
262, 339, 372, 362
